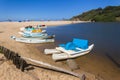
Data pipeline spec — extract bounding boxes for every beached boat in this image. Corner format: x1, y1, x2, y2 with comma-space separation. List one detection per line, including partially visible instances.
44, 38, 94, 61
52, 44, 94, 61
11, 36, 55, 43
19, 27, 47, 37
19, 33, 55, 39
19, 30, 46, 35
18, 31, 47, 37
20, 25, 46, 34
20, 29, 46, 34
20, 25, 47, 31
24, 29, 46, 33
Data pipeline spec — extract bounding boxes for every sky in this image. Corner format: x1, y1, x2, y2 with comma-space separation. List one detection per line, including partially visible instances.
0, 0, 120, 20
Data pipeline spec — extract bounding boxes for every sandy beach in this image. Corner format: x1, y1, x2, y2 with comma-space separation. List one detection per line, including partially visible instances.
0, 21, 119, 80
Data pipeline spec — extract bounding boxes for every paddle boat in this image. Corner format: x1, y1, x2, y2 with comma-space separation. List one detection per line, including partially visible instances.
11, 36, 55, 43
44, 38, 94, 61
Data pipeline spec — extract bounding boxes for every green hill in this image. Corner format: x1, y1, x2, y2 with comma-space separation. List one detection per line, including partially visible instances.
70, 6, 120, 22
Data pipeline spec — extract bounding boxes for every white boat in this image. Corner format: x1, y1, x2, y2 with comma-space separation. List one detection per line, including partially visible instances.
11, 36, 55, 43
23, 29, 46, 34
19, 32, 55, 38
44, 38, 94, 60
19, 30, 46, 35
44, 44, 94, 61
52, 44, 94, 61
18, 31, 48, 37
20, 25, 47, 31
18, 31, 46, 35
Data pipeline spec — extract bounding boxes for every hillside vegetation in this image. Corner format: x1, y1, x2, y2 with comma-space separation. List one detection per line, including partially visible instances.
71, 6, 120, 22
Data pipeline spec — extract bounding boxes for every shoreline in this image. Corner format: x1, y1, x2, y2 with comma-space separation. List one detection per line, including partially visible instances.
0, 21, 90, 26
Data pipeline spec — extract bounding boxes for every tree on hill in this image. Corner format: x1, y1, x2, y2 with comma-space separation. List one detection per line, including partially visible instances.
70, 5, 120, 22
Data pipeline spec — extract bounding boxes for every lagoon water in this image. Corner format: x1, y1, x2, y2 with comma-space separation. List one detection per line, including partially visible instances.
47, 22, 120, 66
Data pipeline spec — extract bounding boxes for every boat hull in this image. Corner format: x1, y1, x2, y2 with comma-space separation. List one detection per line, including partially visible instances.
11, 36, 55, 43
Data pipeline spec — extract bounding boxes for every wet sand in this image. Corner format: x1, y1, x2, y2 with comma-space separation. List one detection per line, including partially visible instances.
0, 21, 119, 80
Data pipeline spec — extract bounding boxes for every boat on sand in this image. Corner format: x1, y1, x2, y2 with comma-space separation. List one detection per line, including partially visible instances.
18, 31, 47, 38
44, 38, 94, 61
11, 36, 55, 43
52, 44, 94, 61
19, 32, 55, 38
20, 25, 47, 31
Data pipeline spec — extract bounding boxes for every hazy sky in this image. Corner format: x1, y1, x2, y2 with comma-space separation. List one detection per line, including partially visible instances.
0, 0, 120, 20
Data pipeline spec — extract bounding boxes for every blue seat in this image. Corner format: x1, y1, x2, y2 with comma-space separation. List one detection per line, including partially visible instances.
72, 38, 88, 49
59, 38, 88, 50
59, 42, 76, 50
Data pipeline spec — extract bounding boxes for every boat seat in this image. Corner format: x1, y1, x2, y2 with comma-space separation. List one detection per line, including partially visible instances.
59, 38, 88, 50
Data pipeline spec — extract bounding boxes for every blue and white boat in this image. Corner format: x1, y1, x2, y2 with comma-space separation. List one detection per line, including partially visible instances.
44, 38, 94, 61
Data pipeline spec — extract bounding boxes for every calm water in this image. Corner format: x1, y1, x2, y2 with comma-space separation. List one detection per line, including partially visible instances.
46, 22, 120, 65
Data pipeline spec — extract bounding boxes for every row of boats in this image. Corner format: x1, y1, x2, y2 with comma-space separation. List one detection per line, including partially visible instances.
11, 25, 55, 43
11, 25, 94, 61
